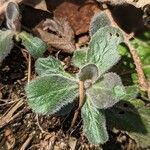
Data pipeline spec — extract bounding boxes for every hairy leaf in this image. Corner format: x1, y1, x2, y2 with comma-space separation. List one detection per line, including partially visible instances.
87, 26, 124, 75
87, 73, 126, 109
78, 64, 99, 83
19, 31, 47, 59
124, 86, 139, 101
106, 99, 150, 148
0, 30, 14, 63
26, 75, 78, 115
89, 12, 111, 37
72, 47, 88, 68
96, 0, 149, 8
81, 96, 108, 144
5, 2, 20, 31
35, 56, 74, 79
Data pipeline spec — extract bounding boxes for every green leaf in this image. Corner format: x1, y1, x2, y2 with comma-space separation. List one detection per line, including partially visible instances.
106, 99, 150, 148
0, 30, 14, 63
78, 64, 99, 82
26, 75, 78, 115
19, 31, 48, 59
72, 47, 88, 68
87, 26, 124, 75
89, 12, 111, 37
131, 34, 150, 81
87, 72, 126, 109
124, 86, 139, 101
81, 96, 108, 144
35, 56, 74, 79
5, 2, 20, 31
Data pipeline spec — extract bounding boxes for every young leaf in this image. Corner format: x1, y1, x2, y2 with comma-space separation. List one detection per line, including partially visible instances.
81, 96, 108, 144
5, 2, 21, 31
89, 12, 111, 37
19, 31, 48, 59
72, 47, 88, 68
78, 64, 99, 82
35, 56, 74, 79
87, 72, 126, 109
106, 99, 150, 148
0, 30, 14, 63
25, 75, 79, 115
87, 26, 124, 75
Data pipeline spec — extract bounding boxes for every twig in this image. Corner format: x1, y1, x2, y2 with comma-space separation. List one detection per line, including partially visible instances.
36, 114, 49, 134
20, 133, 33, 150
71, 81, 85, 128
0, 99, 24, 128
124, 40, 149, 91
27, 54, 31, 84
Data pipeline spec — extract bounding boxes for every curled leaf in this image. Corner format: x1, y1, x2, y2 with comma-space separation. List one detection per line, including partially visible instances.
36, 17, 75, 53
78, 64, 99, 83
5, 2, 21, 31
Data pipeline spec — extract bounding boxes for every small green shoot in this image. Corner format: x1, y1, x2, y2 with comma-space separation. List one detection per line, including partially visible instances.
0, 2, 47, 64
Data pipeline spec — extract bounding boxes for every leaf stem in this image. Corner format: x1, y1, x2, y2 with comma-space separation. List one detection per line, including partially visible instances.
27, 54, 31, 84
71, 81, 85, 128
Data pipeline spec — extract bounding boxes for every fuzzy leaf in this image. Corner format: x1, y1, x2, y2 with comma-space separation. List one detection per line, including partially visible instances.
72, 47, 88, 68
106, 99, 150, 148
81, 97, 108, 144
19, 31, 47, 59
5, 2, 20, 31
78, 64, 99, 85
87, 73, 126, 109
0, 30, 14, 63
89, 12, 111, 37
87, 26, 124, 75
26, 75, 78, 115
124, 86, 139, 101
35, 56, 74, 79
96, 0, 149, 8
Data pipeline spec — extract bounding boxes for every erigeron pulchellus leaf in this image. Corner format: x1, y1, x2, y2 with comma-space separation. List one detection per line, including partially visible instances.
25, 75, 79, 115
19, 31, 48, 59
72, 47, 88, 68
123, 86, 139, 101
0, 30, 14, 64
35, 56, 74, 79
81, 97, 108, 144
86, 26, 124, 75
89, 12, 111, 37
106, 99, 150, 148
5, 2, 20, 31
87, 72, 126, 109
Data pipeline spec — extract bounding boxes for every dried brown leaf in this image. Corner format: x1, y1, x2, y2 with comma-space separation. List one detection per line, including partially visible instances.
37, 28, 75, 53
36, 17, 76, 53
